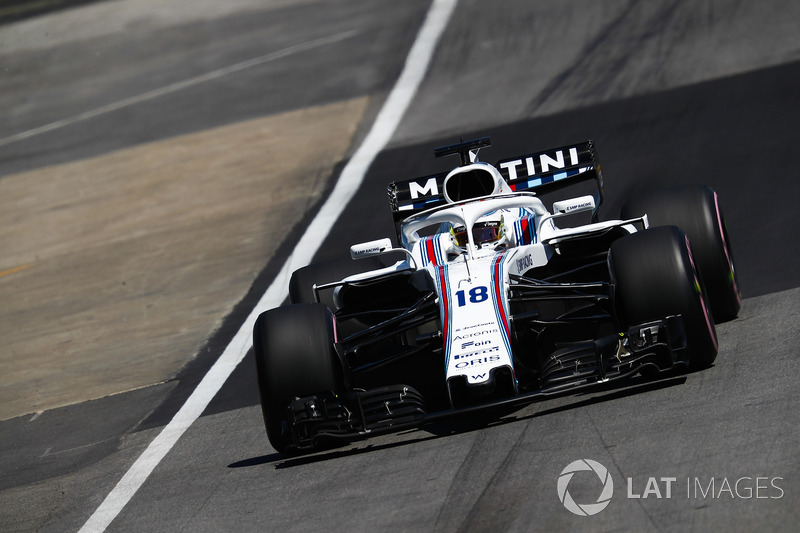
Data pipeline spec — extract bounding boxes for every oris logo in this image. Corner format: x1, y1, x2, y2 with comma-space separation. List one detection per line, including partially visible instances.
454, 355, 500, 368
557, 459, 614, 516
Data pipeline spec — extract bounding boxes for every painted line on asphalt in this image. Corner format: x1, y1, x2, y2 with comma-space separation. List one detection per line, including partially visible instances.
0, 30, 358, 148
77, 1, 459, 531
0, 263, 32, 278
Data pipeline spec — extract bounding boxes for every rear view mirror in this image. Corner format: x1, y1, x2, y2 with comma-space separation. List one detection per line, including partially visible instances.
552, 195, 595, 215
350, 238, 393, 260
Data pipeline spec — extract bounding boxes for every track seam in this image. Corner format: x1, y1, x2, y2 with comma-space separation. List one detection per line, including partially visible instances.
76, 1, 459, 531
0, 30, 358, 148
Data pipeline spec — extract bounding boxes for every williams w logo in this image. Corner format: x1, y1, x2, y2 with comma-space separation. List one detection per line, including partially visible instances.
557, 459, 614, 516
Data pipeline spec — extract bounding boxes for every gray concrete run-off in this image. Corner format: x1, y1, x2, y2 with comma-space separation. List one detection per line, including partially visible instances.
394, 0, 800, 145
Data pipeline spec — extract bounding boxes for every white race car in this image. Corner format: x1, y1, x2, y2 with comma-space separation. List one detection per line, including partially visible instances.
253, 137, 740, 454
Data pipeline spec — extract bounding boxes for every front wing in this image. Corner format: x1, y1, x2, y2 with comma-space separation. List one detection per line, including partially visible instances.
277, 315, 689, 452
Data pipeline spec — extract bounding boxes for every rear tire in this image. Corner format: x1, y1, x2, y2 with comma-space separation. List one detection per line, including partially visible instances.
253, 303, 342, 453
609, 226, 718, 369
621, 184, 740, 321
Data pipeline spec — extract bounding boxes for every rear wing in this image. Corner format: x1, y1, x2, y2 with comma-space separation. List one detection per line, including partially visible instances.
387, 139, 604, 236
496, 140, 602, 197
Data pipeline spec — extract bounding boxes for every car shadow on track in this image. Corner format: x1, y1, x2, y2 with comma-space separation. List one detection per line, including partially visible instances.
227, 371, 689, 470
227, 432, 445, 470
522, 372, 689, 420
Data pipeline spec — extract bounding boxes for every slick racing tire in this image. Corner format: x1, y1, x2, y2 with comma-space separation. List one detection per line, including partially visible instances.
609, 226, 718, 369
253, 303, 343, 454
620, 184, 740, 322
289, 256, 384, 309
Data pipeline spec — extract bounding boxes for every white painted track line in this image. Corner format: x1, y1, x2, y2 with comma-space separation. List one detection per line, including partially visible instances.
77, 1, 458, 531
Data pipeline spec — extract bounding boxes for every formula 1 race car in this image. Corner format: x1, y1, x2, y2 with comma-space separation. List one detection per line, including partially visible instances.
253, 137, 740, 454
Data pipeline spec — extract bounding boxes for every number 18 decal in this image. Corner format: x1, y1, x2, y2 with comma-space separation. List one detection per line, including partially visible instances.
455, 286, 489, 307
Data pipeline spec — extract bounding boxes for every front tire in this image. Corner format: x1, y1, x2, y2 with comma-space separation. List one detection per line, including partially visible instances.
289, 256, 384, 308
621, 184, 740, 321
609, 226, 718, 369
253, 303, 342, 453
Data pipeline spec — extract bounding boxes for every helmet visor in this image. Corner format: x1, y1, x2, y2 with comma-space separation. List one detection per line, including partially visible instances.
451, 221, 502, 247
473, 224, 501, 244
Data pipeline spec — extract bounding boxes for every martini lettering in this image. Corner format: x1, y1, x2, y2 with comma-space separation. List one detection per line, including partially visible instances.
499, 147, 580, 181
409, 177, 439, 199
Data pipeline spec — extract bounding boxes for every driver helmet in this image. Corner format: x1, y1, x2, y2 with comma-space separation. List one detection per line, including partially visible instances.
449, 211, 508, 251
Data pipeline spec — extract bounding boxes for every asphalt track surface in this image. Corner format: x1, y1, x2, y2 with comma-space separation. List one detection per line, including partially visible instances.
2, 0, 800, 531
